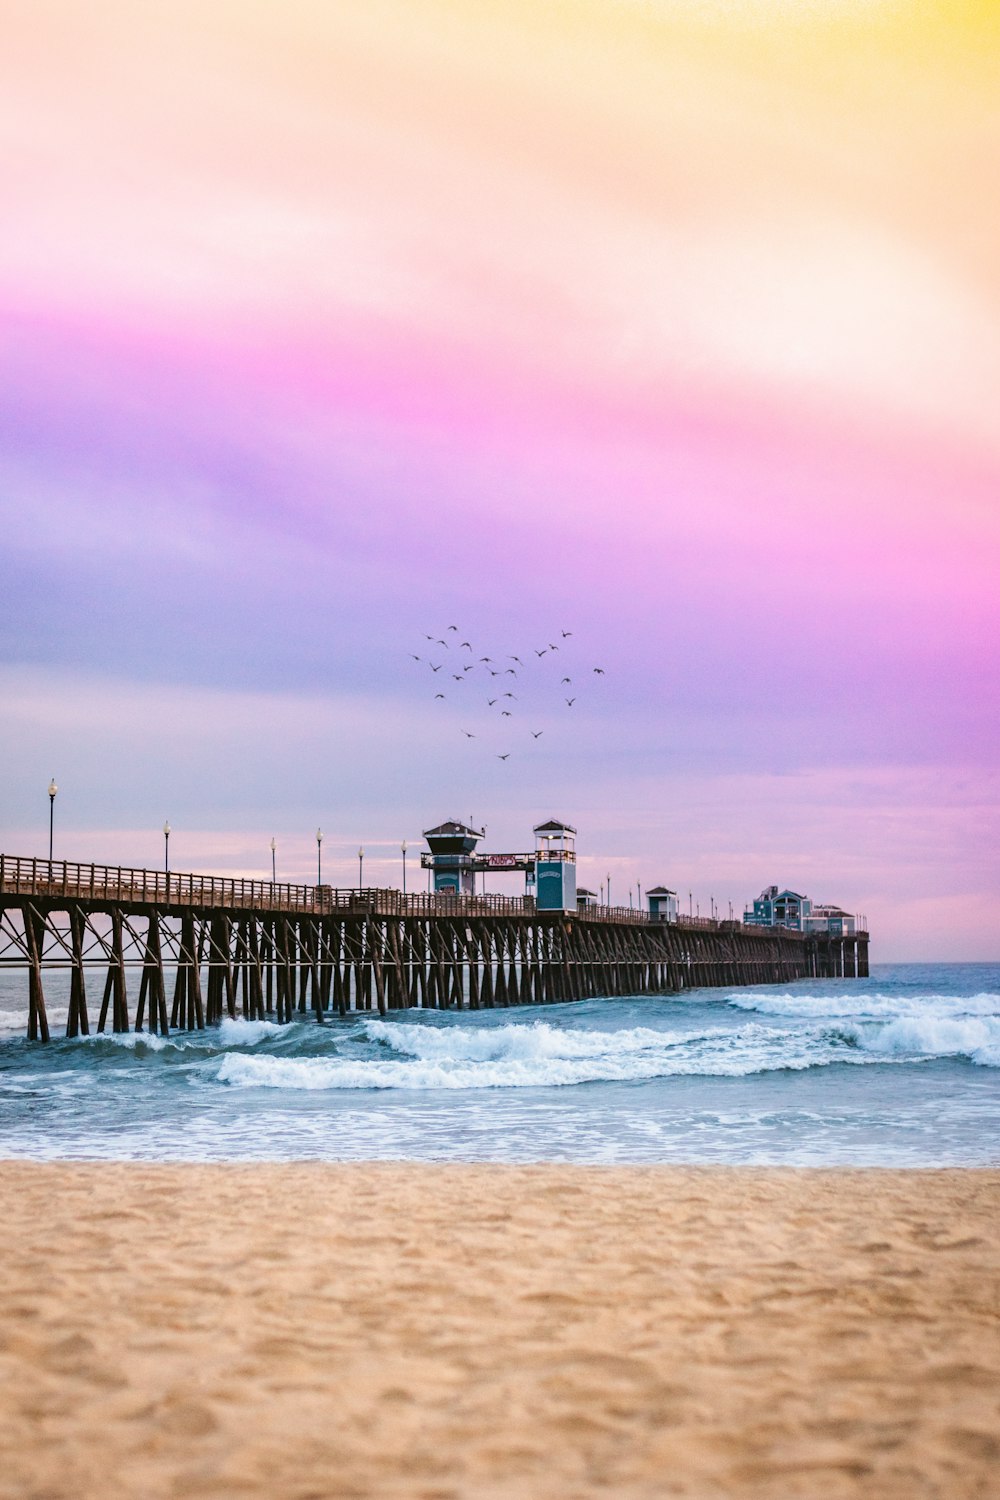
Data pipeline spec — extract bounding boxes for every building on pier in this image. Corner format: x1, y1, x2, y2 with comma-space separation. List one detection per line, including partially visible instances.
744, 886, 812, 930
805, 904, 857, 936
745, 886, 858, 935
646, 886, 679, 922
421, 816, 578, 911
531, 820, 577, 913
421, 820, 485, 895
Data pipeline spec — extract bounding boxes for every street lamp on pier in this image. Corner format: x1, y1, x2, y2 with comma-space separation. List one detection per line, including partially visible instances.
270, 837, 276, 883
316, 828, 323, 886
688, 891, 692, 918
163, 820, 171, 873
358, 845, 365, 890
47, 779, 58, 863
401, 840, 408, 896
607, 872, 611, 909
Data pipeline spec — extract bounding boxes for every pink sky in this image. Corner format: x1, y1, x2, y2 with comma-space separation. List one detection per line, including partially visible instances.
2, 1, 998, 958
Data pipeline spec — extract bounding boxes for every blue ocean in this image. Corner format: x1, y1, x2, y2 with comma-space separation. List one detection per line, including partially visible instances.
1, 963, 997, 1166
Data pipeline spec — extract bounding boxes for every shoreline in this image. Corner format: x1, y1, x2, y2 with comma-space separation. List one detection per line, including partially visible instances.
1, 1163, 997, 1498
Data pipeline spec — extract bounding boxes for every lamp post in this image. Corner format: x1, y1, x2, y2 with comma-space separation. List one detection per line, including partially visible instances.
163, 820, 171, 873
270, 837, 276, 883
47, 778, 57, 863
401, 840, 408, 896
316, 827, 323, 886
607, 872, 611, 909
358, 845, 364, 891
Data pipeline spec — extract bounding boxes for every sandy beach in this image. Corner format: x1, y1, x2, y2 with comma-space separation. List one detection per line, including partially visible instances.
0, 1164, 996, 1499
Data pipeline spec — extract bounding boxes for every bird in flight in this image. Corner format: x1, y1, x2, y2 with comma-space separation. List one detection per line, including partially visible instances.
531, 731, 544, 739
489, 669, 501, 676
503, 692, 517, 699
434, 693, 445, 700
508, 655, 523, 665
452, 674, 464, 682
561, 630, 572, 638
430, 663, 442, 672
534, 648, 547, 657
435, 639, 448, 648
447, 625, 458, 632
501, 710, 512, 717
593, 667, 605, 675
423, 634, 435, 641
479, 656, 493, 663
561, 677, 571, 684
488, 698, 499, 706
497, 753, 510, 761
462, 664, 475, 672
505, 668, 517, 676
462, 730, 475, 738
460, 641, 472, 650
548, 643, 559, 651
410, 654, 422, 661
566, 697, 576, 706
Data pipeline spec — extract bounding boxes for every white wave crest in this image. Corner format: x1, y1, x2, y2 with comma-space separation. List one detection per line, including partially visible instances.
843, 1016, 1000, 1068
730, 991, 1000, 1022
0, 1006, 70, 1040
81, 1017, 282, 1053
218, 1017, 283, 1046
361, 1018, 714, 1062
103, 1030, 171, 1052
217, 1019, 846, 1092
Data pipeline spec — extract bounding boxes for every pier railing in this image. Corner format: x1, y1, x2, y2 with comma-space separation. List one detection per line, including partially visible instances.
0, 857, 662, 924
0, 856, 858, 936
0, 855, 535, 918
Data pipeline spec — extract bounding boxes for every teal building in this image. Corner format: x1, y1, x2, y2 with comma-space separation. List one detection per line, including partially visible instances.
533, 819, 577, 912
646, 886, 679, 922
421, 820, 485, 895
744, 886, 812, 930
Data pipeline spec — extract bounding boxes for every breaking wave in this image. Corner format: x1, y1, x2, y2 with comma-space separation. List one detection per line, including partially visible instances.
217, 1017, 859, 1091
729, 990, 1000, 1067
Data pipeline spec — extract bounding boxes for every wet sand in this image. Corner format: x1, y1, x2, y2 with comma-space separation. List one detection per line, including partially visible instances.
0, 1164, 997, 1499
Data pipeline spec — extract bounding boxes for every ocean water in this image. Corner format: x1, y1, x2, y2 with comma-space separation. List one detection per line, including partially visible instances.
1, 963, 997, 1166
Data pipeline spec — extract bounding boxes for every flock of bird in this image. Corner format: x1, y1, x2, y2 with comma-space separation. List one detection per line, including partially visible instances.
409, 626, 606, 761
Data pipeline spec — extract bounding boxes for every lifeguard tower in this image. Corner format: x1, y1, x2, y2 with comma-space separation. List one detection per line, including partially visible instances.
532, 819, 577, 913
421, 820, 485, 895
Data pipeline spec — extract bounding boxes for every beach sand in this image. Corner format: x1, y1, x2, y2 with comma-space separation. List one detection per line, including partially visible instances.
0, 1165, 996, 1499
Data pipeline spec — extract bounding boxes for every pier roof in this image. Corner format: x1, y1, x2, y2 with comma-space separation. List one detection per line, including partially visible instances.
422, 820, 484, 840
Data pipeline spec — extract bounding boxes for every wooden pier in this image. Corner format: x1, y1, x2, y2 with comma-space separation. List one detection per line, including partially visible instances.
0, 855, 869, 1042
